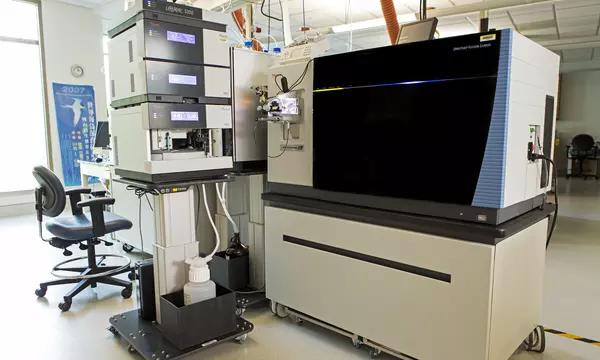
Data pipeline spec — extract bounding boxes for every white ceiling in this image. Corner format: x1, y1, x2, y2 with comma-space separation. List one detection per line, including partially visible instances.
242, 0, 600, 68
59, 0, 600, 70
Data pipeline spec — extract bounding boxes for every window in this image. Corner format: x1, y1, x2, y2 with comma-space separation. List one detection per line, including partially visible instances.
0, 0, 48, 192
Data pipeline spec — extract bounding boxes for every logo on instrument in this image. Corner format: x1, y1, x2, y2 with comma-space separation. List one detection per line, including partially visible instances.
480, 34, 496, 42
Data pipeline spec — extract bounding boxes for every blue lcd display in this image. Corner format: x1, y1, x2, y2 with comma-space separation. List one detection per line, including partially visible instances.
168, 74, 197, 85
171, 111, 199, 121
167, 30, 196, 45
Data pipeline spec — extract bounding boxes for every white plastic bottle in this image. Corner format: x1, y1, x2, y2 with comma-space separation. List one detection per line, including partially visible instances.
183, 257, 216, 306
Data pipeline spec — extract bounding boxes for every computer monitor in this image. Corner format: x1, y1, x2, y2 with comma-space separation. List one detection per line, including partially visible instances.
94, 121, 110, 149
396, 18, 438, 45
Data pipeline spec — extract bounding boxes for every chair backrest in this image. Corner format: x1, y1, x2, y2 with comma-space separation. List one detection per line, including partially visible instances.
32, 166, 66, 218
572, 134, 595, 152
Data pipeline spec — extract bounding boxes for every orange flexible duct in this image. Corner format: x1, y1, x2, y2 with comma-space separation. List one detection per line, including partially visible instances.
380, 0, 400, 45
232, 8, 263, 52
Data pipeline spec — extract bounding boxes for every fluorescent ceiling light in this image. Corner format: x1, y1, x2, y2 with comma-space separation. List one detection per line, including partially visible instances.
331, 14, 417, 33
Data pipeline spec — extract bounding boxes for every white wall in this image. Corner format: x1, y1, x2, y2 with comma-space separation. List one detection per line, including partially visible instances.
41, 0, 107, 181
555, 70, 600, 174
0, 0, 107, 215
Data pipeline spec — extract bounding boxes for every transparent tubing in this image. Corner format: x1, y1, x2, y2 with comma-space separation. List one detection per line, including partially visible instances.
216, 182, 240, 234
202, 184, 220, 258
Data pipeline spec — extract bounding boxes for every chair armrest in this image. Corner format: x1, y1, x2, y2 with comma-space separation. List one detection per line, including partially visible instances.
66, 187, 92, 216
78, 197, 115, 207
65, 187, 92, 196
91, 190, 107, 197
77, 197, 115, 237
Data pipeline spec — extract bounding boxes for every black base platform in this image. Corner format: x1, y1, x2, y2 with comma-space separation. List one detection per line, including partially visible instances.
108, 310, 253, 360
236, 291, 267, 315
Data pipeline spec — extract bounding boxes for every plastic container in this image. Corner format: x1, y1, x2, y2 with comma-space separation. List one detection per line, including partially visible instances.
160, 285, 237, 349
184, 257, 216, 306
209, 251, 249, 291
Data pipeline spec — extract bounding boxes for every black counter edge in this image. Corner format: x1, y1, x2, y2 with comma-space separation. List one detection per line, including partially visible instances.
262, 192, 555, 246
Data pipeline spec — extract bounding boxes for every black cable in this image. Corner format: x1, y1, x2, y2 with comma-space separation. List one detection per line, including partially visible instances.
289, 59, 313, 91
260, 0, 282, 21
126, 185, 160, 259
126, 185, 160, 198
274, 74, 284, 92
532, 155, 559, 248
268, 125, 290, 158
545, 156, 558, 249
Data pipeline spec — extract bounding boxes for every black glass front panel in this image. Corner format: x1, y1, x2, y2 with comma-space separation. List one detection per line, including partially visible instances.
313, 31, 502, 206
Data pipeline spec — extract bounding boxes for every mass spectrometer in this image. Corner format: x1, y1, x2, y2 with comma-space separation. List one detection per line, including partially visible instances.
265, 29, 559, 225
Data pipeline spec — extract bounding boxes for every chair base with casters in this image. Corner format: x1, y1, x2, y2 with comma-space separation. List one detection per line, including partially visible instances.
32, 166, 135, 312
35, 238, 135, 312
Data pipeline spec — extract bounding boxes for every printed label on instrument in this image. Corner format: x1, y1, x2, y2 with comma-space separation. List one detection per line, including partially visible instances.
480, 34, 496, 42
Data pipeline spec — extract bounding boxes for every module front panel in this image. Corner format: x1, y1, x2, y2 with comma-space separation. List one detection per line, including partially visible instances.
143, 20, 229, 66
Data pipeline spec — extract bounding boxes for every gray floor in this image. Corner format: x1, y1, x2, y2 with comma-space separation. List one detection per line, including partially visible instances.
2, 178, 600, 359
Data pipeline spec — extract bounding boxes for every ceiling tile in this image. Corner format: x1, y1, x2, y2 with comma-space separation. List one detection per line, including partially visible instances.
561, 47, 594, 62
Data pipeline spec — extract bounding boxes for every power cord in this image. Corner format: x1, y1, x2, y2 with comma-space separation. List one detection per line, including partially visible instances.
260, 0, 283, 21
126, 186, 161, 259
531, 154, 558, 248
268, 124, 291, 158
289, 59, 313, 91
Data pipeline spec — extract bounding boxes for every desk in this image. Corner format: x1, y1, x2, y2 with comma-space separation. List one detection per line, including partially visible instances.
78, 160, 113, 188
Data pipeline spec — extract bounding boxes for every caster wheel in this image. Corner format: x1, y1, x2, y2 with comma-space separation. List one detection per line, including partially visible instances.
127, 271, 137, 281
108, 326, 119, 336
121, 286, 133, 299
122, 244, 134, 253
35, 287, 47, 297
274, 303, 288, 318
534, 325, 546, 353
369, 348, 381, 359
235, 334, 248, 343
58, 300, 72, 312
128, 345, 136, 353
525, 325, 546, 353
351, 335, 363, 349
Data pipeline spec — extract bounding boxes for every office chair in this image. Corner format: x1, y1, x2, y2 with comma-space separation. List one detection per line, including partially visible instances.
33, 166, 134, 311
566, 134, 599, 179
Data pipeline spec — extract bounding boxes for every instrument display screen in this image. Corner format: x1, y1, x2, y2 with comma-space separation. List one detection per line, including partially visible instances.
168, 73, 197, 85
167, 30, 196, 45
171, 111, 199, 121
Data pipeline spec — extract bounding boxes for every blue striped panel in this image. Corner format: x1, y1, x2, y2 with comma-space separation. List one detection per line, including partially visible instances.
472, 29, 512, 208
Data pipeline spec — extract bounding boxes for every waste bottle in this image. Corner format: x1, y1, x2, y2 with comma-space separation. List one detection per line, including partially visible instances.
183, 257, 216, 306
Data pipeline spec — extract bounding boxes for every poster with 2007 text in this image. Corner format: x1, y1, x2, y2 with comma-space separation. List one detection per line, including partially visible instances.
52, 83, 97, 186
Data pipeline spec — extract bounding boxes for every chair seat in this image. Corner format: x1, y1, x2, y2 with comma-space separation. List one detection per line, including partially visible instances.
46, 212, 133, 241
